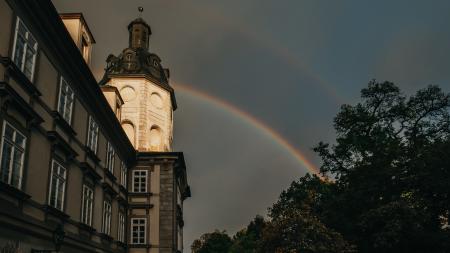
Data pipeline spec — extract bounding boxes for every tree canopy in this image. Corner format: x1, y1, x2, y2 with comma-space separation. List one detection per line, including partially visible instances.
191, 81, 450, 253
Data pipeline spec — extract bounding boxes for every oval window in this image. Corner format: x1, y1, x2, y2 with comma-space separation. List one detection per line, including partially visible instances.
150, 92, 163, 109
120, 86, 136, 102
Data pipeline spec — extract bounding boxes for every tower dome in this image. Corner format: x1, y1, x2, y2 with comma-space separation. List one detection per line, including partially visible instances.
100, 12, 177, 151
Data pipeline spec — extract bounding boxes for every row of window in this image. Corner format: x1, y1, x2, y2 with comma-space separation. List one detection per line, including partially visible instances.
0, 121, 135, 243
81, 185, 146, 244
12, 18, 125, 183
0, 122, 147, 240
7, 17, 148, 245
81, 184, 147, 244
0, 121, 150, 196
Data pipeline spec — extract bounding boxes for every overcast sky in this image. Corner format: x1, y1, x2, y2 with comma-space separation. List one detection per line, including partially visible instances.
54, 0, 450, 248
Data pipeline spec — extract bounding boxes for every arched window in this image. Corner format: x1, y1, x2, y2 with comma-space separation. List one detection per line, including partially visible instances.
121, 121, 135, 147
149, 125, 162, 151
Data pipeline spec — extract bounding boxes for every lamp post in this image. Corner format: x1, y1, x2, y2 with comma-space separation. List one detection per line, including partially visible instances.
31, 225, 65, 253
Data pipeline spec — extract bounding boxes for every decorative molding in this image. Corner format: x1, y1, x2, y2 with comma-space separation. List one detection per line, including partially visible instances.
104, 168, 117, 182
0, 181, 31, 201
0, 56, 42, 97
0, 82, 44, 128
46, 131, 78, 160
101, 182, 118, 197
42, 204, 70, 220
79, 162, 102, 182
50, 111, 77, 137
128, 203, 153, 209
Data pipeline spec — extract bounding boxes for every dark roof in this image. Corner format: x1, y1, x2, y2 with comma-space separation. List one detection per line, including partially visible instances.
101, 18, 177, 110
127, 17, 151, 34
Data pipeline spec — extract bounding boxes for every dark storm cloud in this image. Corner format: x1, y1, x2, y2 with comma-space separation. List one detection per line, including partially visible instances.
54, 0, 450, 247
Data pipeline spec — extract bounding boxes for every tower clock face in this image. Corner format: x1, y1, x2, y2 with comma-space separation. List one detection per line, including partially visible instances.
150, 92, 163, 108
120, 86, 136, 102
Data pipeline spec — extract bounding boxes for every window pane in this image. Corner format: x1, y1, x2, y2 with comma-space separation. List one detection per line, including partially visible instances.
0, 142, 12, 183
4, 125, 14, 141
14, 133, 25, 148
49, 174, 58, 207
18, 22, 26, 36
23, 46, 35, 79
13, 36, 25, 68
10, 149, 23, 188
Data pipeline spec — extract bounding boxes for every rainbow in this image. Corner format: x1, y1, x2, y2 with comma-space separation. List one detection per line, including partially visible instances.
187, 3, 347, 104
173, 82, 321, 175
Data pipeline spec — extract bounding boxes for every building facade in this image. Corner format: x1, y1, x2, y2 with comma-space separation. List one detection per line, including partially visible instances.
0, 1, 190, 253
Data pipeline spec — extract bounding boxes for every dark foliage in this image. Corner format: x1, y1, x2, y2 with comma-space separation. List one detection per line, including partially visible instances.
191, 81, 450, 253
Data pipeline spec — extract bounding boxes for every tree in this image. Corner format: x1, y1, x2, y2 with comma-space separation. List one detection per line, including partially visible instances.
269, 173, 334, 222
313, 80, 450, 252
258, 210, 355, 253
229, 215, 266, 253
191, 230, 232, 253
192, 81, 450, 253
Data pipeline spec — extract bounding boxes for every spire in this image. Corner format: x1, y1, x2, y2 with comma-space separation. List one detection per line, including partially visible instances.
128, 7, 151, 50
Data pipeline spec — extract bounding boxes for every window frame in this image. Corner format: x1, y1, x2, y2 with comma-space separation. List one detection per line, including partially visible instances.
105, 142, 115, 173
48, 159, 67, 211
57, 76, 75, 124
118, 211, 126, 243
120, 161, 127, 188
81, 184, 94, 226
11, 17, 38, 81
132, 170, 147, 193
102, 200, 112, 235
0, 121, 26, 189
86, 116, 99, 154
130, 217, 147, 244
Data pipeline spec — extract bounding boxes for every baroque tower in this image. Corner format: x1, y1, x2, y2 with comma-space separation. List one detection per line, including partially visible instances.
100, 11, 190, 253
102, 15, 175, 152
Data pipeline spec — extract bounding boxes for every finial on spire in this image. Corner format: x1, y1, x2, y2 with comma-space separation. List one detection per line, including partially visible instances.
138, 7, 144, 17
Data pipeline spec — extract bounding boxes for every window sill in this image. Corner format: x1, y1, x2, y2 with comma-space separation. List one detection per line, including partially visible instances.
129, 203, 154, 209
129, 244, 151, 249
116, 241, 127, 249
0, 56, 41, 97
51, 111, 77, 137
99, 233, 114, 242
79, 162, 102, 182
0, 82, 43, 127
117, 195, 127, 206
47, 131, 78, 159
78, 222, 96, 233
102, 182, 118, 197
85, 147, 100, 163
119, 185, 127, 194
128, 192, 153, 197
0, 181, 30, 201
42, 204, 70, 220
104, 168, 117, 182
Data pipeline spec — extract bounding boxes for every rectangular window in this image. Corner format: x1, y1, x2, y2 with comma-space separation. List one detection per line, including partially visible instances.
102, 200, 112, 235
0, 122, 26, 189
118, 211, 126, 243
106, 142, 115, 173
48, 160, 67, 211
87, 116, 99, 153
132, 170, 147, 193
81, 185, 94, 226
12, 17, 38, 81
120, 162, 127, 188
131, 218, 146, 244
81, 36, 89, 62
57, 77, 74, 124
